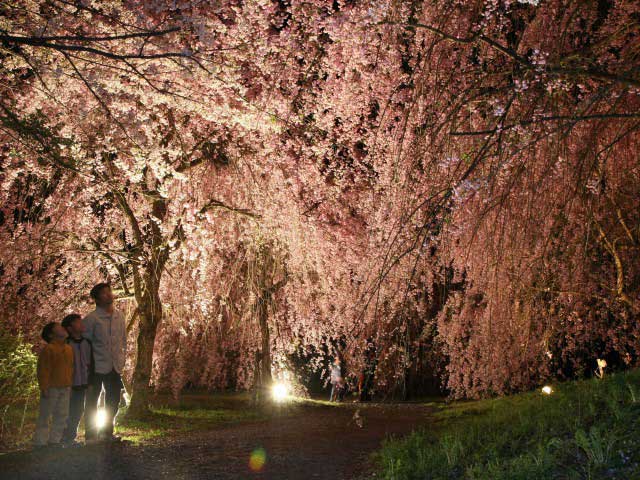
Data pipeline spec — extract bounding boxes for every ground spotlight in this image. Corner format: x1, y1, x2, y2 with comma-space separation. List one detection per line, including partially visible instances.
95, 407, 108, 429
271, 382, 289, 402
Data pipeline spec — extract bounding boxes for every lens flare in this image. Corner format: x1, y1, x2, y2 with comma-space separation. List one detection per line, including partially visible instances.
249, 447, 266, 472
95, 407, 108, 429
271, 382, 289, 402
541, 385, 553, 395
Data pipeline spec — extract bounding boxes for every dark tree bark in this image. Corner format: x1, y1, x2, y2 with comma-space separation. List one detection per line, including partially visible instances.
250, 242, 287, 405
258, 295, 273, 387
128, 283, 163, 416
123, 197, 172, 417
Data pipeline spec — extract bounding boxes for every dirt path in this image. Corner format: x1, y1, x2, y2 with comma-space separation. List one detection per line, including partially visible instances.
0, 403, 432, 480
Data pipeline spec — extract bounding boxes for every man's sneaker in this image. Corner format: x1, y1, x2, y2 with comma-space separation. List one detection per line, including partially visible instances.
102, 434, 123, 443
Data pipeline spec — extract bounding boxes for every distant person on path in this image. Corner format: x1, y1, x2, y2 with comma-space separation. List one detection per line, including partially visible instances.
83, 283, 126, 442
329, 357, 344, 402
61, 313, 92, 446
33, 322, 73, 448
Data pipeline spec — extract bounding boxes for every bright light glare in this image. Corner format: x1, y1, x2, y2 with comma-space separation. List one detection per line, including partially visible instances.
271, 382, 289, 402
541, 385, 553, 395
95, 407, 107, 429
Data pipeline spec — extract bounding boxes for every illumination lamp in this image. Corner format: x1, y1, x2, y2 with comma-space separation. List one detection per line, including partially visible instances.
271, 382, 290, 402
95, 407, 108, 429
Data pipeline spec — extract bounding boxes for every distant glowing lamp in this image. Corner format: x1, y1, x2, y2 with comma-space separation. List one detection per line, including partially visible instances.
541, 385, 553, 395
271, 382, 290, 402
95, 407, 108, 429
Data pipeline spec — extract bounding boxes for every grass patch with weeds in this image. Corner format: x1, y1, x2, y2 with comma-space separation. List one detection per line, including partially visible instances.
116, 393, 265, 444
0, 402, 38, 452
378, 369, 640, 479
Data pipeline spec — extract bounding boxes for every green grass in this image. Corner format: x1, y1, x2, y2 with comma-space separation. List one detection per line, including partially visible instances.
116, 406, 262, 443
378, 369, 640, 479
99, 391, 360, 444
115, 392, 265, 444
0, 399, 38, 451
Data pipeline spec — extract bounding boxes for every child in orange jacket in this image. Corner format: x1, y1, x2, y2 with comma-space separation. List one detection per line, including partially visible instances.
33, 322, 73, 448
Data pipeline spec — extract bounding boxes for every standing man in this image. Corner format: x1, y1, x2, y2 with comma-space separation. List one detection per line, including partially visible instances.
83, 283, 127, 442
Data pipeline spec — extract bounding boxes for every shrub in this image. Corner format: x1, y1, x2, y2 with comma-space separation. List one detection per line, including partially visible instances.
0, 331, 38, 446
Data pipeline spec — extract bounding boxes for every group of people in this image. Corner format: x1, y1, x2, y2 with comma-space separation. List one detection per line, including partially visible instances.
33, 283, 127, 448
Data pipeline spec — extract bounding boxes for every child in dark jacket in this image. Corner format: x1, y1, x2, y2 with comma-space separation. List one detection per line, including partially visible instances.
33, 322, 73, 447
61, 314, 92, 446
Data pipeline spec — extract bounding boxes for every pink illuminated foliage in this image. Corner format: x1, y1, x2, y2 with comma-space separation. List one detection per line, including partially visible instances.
0, 0, 638, 404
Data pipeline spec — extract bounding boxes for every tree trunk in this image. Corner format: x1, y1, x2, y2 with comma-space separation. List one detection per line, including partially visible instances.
258, 296, 273, 387
128, 286, 163, 417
